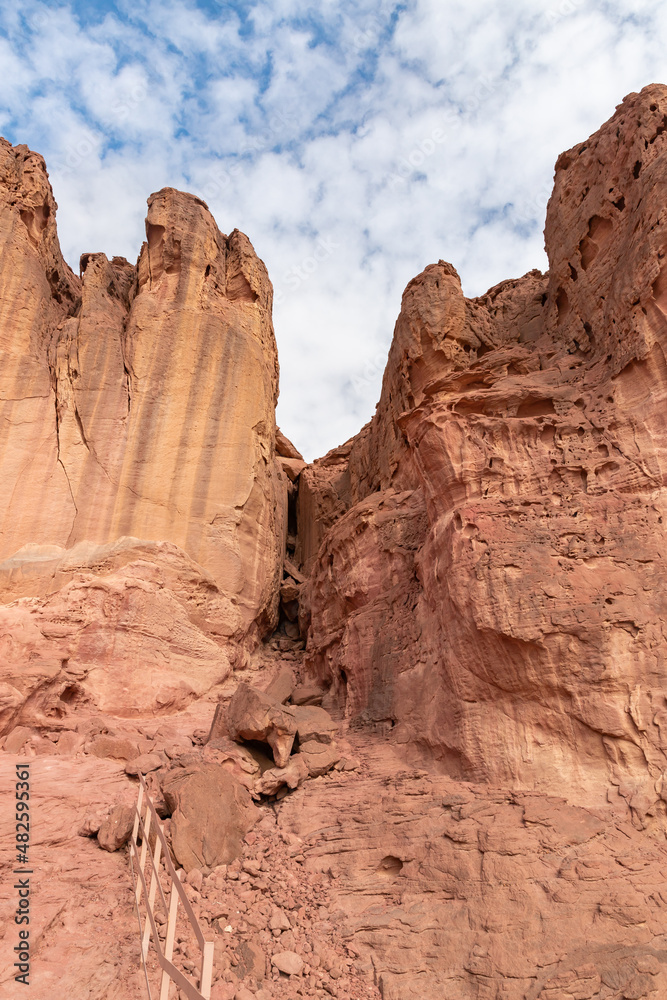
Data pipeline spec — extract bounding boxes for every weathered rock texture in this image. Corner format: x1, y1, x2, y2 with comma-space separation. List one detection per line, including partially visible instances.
5, 85, 667, 1000
0, 139, 287, 723
300, 84, 667, 814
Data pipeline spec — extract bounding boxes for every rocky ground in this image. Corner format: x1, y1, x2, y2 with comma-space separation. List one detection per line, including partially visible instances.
0, 637, 382, 1000
3, 634, 667, 999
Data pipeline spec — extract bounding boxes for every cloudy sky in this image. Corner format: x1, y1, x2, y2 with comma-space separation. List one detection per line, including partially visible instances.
0, 0, 665, 458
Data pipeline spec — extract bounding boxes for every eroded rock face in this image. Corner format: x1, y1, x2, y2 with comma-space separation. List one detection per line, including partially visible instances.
5, 87, 667, 1000
300, 84, 667, 811
224, 682, 298, 767
0, 142, 286, 727
277, 737, 667, 1000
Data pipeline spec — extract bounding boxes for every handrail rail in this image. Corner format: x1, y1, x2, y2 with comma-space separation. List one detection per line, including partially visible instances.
128, 773, 214, 1000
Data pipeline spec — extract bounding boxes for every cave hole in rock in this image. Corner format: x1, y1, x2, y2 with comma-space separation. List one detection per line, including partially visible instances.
649, 114, 667, 144
60, 683, 82, 704
556, 288, 570, 322
517, 398, 556, 418
147, 222, 165, 250
376, 856, 404, 879
243, 739, 280, 772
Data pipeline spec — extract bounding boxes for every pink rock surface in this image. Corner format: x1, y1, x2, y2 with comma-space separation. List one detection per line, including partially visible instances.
302, 84, 667, 812
0, 142, 288, 728
4, 85, 667, 1000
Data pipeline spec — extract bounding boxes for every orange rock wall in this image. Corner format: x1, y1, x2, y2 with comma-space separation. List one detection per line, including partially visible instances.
0, 142, 285, 635
301, 85, 667, 812
0, 140, 286, 725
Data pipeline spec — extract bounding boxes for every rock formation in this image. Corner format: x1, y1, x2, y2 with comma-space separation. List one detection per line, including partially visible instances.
0, 139, 287, 721
300, 83, 667, 816
3, 84, 667, 1000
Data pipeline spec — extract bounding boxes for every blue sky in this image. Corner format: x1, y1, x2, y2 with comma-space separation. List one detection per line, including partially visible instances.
0, 0, 665, 458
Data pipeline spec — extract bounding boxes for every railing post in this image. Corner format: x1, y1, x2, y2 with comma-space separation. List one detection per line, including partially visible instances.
129, 773, 215, 1000
142, 832, 163, 961
200, 940, 214, 1000
160, 870, 180, 1000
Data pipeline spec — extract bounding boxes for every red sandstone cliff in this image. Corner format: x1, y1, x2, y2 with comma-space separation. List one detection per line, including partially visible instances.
2, 85, 667, 1000
0, 140, 287, 723
300, 83, 667, 817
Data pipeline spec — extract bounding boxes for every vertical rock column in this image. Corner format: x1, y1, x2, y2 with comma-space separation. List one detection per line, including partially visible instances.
63, 188, 286, 636
0, 141, 81, 555
0, 157, 286, 640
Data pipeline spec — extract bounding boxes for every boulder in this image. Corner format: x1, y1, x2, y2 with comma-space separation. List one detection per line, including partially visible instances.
4, 725, 33, 754
298, 740, 341, 777
55, 730, 85, 755
279, 579, 301, 603
271, 951, 303, 976
89, 735, 139, 761
78, 811, 104, 837
290, 683, 324, 706
160, 763, 259, 871
275, 427, 304, 460
235, 938, 266, 981
254, 755, 308, 797
226, 683, 297, 767
264, 666, 295, 705
97, 803, 135, 852
279, 457, 306, 482
124, 752, 163, 776
293, 705, 337, 745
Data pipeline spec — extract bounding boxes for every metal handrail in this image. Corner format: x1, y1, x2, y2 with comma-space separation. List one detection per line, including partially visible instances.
128, 773, 214, 1000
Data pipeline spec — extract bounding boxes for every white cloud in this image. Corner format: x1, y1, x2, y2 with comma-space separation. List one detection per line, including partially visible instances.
0, 0, 664, 458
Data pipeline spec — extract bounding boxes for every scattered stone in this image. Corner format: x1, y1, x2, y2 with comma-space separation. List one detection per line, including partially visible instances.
234, 988, 257, 1000
97, 803, 135, 852
226, 683, 297, 767
299, 740, 341, 777
264, 666, 295, 705
124, 752, 163, 775
293, 705, 337, 745
271, 951, 304, 976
